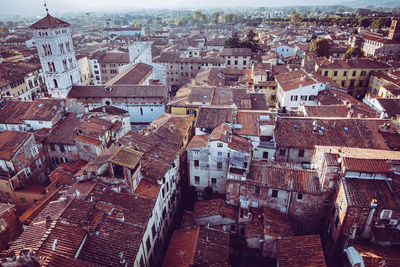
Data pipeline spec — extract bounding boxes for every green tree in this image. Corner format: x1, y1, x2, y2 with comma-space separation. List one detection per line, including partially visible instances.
242, 29, 260, 53
343, 46, 364, 59
223, 32, 241, 48
211, 12, 221, 24
290, 12, 303, 26
371, 17, 391, 29
176, 18, 184, 27
359, 17, 372, 28
310, 38, 331, 58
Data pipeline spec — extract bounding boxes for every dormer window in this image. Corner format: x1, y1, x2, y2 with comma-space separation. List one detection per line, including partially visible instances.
380, 209, 392, 220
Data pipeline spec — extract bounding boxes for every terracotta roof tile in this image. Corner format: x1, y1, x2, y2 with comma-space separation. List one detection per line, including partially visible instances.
343, 179, 400, 209
277, 235, 326, 267
195, 106, 234, 129
194, 199, 236, 221
263, 207, 294, 239
0, 130, 31, 160
342, 157, 393, 173
187, 135, 209, 150
248, 161, 321, 194
30, 14, 70, 29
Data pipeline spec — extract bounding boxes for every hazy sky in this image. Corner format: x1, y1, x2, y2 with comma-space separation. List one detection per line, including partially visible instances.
0, 0, 346, 16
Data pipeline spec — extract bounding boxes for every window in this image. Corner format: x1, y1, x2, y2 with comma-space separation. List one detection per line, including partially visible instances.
333, 71, 338, 77
195, 176, 200, 184
308, 95, 315, 101
343, 71, 347, 76
352, 71, 356, 76
152, 223, 156, 239
217, 162, 222, 170
217, 142, 223, 147
255, 186, 261, 195
271, 189, 278, 198
194, 160, 199, 167
234, 60, 238, 65
360, 71, 366, 76
298, 149, 304, 157
146, 236, 151, 252
324, 71, 328, 76
218, 152, 222, 157
263, 151, 268, 159
31, 146, 39, 157
53, 79, 58, 88
279, 148, 286, 156
227, 60, 231, 65
341, 81, 345, 87
59, 145, 65, 152
36, 158, 42, 169
380, 209, 392, 220
0, 218, 7, 232
24, 167, 31, 177
243, 60, 247, 65
297, 193, 303, 200
300, 95, 307, 101
211, 178, 217, 186
290, 95, 298, 101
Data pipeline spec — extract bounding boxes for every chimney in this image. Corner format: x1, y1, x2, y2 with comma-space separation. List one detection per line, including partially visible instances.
361, 199, 378, 239
380, 122, 391, 132
347, 107, 354, 118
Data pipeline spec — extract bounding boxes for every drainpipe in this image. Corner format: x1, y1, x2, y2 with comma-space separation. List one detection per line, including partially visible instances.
361, 199, 378, 240
286, 190, 292, 215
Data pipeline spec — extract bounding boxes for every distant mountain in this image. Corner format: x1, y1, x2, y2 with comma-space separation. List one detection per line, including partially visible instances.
339, 0, 400, 8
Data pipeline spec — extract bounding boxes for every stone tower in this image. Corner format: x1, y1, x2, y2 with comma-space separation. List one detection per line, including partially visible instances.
388, 19, 400, 41
30, 11, 80, 98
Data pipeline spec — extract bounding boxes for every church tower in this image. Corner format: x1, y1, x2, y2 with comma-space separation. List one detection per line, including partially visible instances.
388, 19, 400, 41
30, 8, 79, 98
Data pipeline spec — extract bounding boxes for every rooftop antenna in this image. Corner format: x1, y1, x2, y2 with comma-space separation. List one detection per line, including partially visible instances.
44, 0, 49, 15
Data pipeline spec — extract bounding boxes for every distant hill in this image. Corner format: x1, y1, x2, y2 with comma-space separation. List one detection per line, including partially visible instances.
339, 0, 400, 8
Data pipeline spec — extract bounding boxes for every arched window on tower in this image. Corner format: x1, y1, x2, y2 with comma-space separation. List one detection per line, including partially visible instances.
28, 80, 33, 89
42, 44, 47, 55
48, 62, 52, 72
51, 62, 56, 72
68, 58, 73, 68
59, 43, 64, 53
70, 75, 73, 84
62, 59, 67, 70
66, 42, 70, 52
47, 44, 52, 55
53, 79, 58, 88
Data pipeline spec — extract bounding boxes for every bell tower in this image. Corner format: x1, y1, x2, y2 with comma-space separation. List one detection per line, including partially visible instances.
388, 19, 400, 41
30, 4, 80, 98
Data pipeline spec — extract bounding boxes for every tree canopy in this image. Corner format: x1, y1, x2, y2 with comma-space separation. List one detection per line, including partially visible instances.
343, 46, 364, 59
310, 38, 331, 58
223, 30, 260, 53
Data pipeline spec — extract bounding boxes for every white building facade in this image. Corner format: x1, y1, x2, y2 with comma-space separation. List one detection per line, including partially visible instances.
30, 13, 80, 98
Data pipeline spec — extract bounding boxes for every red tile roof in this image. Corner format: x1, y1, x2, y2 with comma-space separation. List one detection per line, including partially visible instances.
277, 235, 326, 267
249, 161, 321, 194
163, 226, 230, 267
342, 157, 393, 173
343, 179, 400, 209
194, 199, 236, 221
30, 14, 70, 29
187, 135, 209, 149
0, 130, 31, 161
